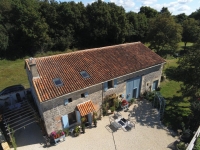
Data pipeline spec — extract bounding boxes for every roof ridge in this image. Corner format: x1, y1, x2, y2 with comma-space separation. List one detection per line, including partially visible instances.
31, 42, 141, 60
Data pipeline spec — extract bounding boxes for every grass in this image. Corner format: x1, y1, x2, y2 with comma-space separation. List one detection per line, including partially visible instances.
0, 59, 29, 91
160, 58, 182, 98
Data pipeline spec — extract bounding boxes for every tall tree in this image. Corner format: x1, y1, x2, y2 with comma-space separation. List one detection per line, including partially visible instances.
178, 39, 200, 98
174, 13, 187, 25
126, 11, 138, 42
160, 7, 171, 16
126, 12, 148, 42
139, 6, 158, 18
0, 0, 13, 58
182, 18, 200, 50
86, 0, 127, 47
189, 8, 200, 21
107, 2, 127, 44
146, 14, 182, 54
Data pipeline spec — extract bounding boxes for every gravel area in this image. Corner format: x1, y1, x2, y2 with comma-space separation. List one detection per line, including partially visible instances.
13, 100, 178, 150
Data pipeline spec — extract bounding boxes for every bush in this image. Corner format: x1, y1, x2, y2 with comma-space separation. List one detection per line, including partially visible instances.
176, 142, 186, 150
130, 98, 135, 104
114, 99, 119, 109
193, 137, 200, 150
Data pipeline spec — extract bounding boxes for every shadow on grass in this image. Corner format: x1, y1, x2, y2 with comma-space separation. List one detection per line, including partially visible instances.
164, 96, 191, 131
165, 66, 185, 82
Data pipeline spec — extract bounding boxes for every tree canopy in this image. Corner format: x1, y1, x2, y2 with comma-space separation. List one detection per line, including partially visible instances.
182, 18, 200, 50
0, 0, 200, 59
146, 14, 182, 53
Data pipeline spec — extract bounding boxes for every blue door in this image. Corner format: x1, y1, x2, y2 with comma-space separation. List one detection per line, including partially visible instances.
126, 77, 141, 101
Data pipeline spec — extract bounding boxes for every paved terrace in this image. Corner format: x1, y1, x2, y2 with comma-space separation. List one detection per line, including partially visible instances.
14, 100, 178, 150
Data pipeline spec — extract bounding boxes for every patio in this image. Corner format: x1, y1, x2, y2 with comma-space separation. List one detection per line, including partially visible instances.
13, 100, 178, 150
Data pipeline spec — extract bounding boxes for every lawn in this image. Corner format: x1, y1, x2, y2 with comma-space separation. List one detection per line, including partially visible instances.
0, 59, 29, 91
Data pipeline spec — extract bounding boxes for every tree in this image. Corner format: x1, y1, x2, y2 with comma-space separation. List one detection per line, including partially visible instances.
182, 18, 200, 50
126, 12, 148, 42
86, 0, 127, 47
146, 14, 182, 54
126, 11, 138, 42
189, 8, 200, 21
174, 13, 187, 25
160, 7, 171, 16
190, 101, 200, 131
139, 6, 158, 18
178, 39, 200, 98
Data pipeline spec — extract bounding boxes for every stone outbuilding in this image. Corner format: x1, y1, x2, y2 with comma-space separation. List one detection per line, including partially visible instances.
25, 42, 165, 135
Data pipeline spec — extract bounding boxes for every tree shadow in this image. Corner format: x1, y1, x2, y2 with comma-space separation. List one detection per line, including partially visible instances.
165, 66, 185, 82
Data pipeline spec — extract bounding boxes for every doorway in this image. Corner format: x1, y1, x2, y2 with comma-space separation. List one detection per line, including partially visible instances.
132, 88, 137, 98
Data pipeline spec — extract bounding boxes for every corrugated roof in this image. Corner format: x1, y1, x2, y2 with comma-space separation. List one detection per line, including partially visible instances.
25, 42, 165, 102
77, 100, 96, 116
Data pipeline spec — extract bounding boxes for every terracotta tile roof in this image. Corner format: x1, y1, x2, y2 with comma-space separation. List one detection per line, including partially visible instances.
25, 42, 165, 102
77, 100, 96, 116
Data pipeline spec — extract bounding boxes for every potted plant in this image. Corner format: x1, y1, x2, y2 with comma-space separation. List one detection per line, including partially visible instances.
73, 126, 80, 137
93, 118, 97, 127
57, 130, 64, 137
63, 128, 69, 137
110, 106, 115, 113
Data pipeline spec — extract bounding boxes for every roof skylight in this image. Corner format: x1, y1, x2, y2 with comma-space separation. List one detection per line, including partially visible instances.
80, 71, 90, 78
53, 78, 63, 86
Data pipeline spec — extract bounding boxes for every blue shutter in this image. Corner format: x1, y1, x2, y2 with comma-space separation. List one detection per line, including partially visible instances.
88, 113, 92, 125
76, 111, 81, 124
85, 92, 89, 97
103, 82, 108, 91
62, 115, 69, 128
64, 99, 69, 105
114, 79, 117, 88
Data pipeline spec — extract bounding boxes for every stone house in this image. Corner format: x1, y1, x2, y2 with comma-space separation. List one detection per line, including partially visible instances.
25, 42, 165, 135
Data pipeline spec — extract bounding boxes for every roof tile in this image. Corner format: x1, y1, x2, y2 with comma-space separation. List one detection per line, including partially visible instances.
26, 42, 165, 102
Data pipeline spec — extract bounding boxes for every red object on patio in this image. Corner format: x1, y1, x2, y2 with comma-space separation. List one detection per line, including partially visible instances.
121, 99, 128, 106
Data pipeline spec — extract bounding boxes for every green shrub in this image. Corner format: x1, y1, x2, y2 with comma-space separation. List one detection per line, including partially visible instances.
193, 137, 200, 150
63, 128, 69, 136
114, 99, 119, 109
130, 98, 135, 104
176, 142, 186, 150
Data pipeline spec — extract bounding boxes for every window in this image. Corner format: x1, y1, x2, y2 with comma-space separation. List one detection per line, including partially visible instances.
53, 78, 63, 86
108, 80, 113, 89
103, 79, 117, 91
64, 98, 72, 105
80, 71, 90, 78
68, 111, 77, 125
81, 92, 89, 98
68, 98, 72, 102
152, 80, 158, 91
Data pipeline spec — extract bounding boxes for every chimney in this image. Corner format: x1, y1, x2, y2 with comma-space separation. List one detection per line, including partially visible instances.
28, 57, 39, 78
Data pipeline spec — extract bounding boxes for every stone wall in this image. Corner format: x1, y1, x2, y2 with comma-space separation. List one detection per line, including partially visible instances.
39, 64, 163, 135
